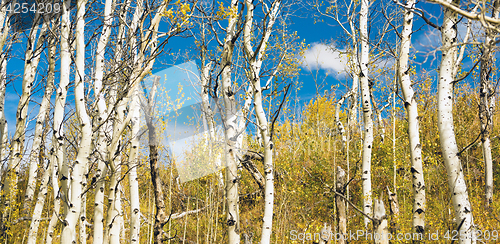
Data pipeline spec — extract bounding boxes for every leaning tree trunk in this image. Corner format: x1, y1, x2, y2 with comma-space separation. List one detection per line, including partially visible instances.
24, 20, 53, 213
438, 0, 476, 242
397, 0, 426, 234
60, 0, 92, 241
2, 13, 46, 227
359, 0, 373, 229
242, 0, 281, 242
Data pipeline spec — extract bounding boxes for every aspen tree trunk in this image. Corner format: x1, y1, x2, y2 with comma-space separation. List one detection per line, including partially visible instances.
92, 0, 116, 241
480, 0, 499, 207
373, 199, 389, 244
397, 0, 426, 234
26, 31, 56, 244
336, 166, 347, 244
45, 156, 61, 244
142, 77, 170, 244
103, 101, 126, 244
336, 91, 352, 145
46, 1, 72, 241
242, 0, 281, 242
359, 0, 373, 229
0, 57, 6, 172
348, 20, 359, 124
2, 14, 46, 225
129, 85, 141, 244
27, 158, 53, 244
129, 3, 168, 243
79, 163, 88, 244
0, 0, 11, 168
438, 1, 476, 242
58, 0, 72, 218
220, 0, 241, 242
124, 2, 142, 243
24, 22, 54, 213
61, 0, 92, 241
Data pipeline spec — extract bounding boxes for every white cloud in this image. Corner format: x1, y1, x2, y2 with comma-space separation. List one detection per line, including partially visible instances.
301, 43, 348, 76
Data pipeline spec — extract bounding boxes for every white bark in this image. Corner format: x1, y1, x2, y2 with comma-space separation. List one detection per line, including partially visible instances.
336, 91, 352, 145
0, 57, 6, 176
58, 0, 72, 217
26, 31, 57, 244
480, 0, 499, 207
359, 0, 373, 229
92, 0, 115, 241
45, 155, 61, 244
4, 13, 46, 219
373, 199, 389, 244
27, 155, 53, 244
336, 166, 347, 244
24, 23, 54, 212
61, 0, 91, 241
220, 0, 241, 243
46, 1, 72, 241
103, 101, 126, 244
242, 0, 281, 242
128, 85, 141, 244
438, 1, 476, 242
0, 0, 11, 169
397, 0, 426, 234
79, 164, 88, 244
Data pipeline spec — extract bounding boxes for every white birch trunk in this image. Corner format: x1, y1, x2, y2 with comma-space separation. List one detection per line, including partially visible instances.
0, 57, 7, 177
26, 31, 57, 244
0, 0, 10, 169
243, 0, 280, 242
397, 0, 426, 234
58, 0, 72, 218
45, 156, 61, 244
438, 1, 476, 242
46, 1, 72, 240
349, 21, 359, 125
24, 23, 54, 211
336, 166, 347, 244
220, 1, 241, 242
61, 0, 91, 241
373, 199, 389, 244
79, 165, 88, 244
128, 85, 141, 244
27, 154, 53, 244
103, 101, 125, 244
92, 0, 115, 241
359, 0, 373, 229
3, 13, 46, 220
480, 0, 499, 207
336, 91, 352, 145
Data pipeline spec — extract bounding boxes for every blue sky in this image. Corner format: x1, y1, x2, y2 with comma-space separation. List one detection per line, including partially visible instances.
3, 1, 481, 138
